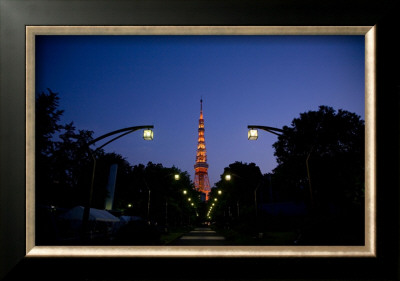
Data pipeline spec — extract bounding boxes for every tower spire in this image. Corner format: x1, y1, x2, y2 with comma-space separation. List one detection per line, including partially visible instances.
200, 98, 203, 118
194, 98, 211, 201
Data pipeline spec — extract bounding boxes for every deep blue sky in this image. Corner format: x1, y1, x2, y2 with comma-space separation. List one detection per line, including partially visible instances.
36, 35, 365, 187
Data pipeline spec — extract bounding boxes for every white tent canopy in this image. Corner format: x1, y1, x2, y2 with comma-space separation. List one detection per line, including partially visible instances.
120, 215, 143, 223
60, 206, 120, 222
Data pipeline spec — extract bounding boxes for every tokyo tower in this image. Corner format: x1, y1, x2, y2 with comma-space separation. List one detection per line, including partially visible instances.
194, 98, 211, 201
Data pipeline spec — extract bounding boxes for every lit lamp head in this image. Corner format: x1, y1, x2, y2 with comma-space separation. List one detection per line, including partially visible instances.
248, 128, 258, 140
143, 128, 154, 140
225, 174, 231, 181
174, 174, 180, 181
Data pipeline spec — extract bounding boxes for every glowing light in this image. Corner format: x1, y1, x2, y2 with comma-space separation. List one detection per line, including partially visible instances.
225, 174, 231, 181
248, 128, 258, 140
194, 99, 211, 201
174, 174, 180, 180
143, 129, 154, 140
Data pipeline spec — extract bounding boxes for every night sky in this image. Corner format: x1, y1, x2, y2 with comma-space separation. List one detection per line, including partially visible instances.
35, 35, 365, 187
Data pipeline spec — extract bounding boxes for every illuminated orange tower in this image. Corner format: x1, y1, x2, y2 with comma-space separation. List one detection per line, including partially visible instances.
194, 98, 211, 201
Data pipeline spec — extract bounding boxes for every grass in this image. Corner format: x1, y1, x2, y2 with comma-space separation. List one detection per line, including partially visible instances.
160, 226, 192, 245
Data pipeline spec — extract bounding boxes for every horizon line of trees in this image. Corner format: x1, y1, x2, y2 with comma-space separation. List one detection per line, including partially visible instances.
37, 89, 365, 245
36, 89, 198, 226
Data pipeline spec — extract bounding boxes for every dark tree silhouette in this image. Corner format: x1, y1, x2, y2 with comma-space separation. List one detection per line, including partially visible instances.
272, 105, 364, 210
211, 162, 263, 236
272, 106, 365, 245
36, 89, 95, 207
121, 162, 198, 226
36, 89, 65, 205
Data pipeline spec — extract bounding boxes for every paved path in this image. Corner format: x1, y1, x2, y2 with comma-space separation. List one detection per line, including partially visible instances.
168, 227, 227, 245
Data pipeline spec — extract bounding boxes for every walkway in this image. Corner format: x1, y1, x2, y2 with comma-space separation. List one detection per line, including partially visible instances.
168, 227, 227, 245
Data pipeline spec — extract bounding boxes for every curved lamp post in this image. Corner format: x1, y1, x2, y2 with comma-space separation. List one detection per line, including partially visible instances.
247, 125, 284, 139
81, 125, 154, 241
247, 124, 314, 208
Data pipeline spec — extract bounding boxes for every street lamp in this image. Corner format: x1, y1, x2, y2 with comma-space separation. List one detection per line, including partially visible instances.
247, 125, 282, 217
223, 173, 242, 217
247, 124, 314, 207
143, 129, 154, 140
248, 128, 258, 140
81, 125, 154, 241
247, 125, 283, 138
164, 172, 180, 228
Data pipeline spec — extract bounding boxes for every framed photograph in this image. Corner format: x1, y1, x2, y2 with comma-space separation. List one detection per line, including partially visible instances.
1, 1, 399, 280
26, 25, 376, 255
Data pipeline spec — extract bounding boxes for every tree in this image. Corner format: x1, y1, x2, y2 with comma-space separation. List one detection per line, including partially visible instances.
272, 106, 365, 212
114, 162, 197, 227
36, 89, 65, 205
211, 162, 263, 231
36, 89, 96, 244
36, 89, 95, 207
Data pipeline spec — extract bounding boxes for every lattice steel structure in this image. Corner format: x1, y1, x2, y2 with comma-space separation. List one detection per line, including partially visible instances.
194, 99, 211, 201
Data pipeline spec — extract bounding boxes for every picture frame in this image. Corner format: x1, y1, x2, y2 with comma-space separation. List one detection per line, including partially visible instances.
26, 25, 376, 257
1, 1, 399, 280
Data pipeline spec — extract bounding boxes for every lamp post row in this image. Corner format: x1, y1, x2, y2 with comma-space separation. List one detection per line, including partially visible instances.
80, 123, 300, 237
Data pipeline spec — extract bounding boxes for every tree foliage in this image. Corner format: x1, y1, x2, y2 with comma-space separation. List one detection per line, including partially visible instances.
272, 105, 365, 211
36, 89, 196, 227
210, 161, 263, 229
36, 89, 95, 207
116, 162, 198, 226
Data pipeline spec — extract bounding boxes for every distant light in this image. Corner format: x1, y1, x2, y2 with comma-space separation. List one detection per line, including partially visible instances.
143, 129, 154, 140
127, 203, 132, 208
188, 198, 191, 201
225, 174, 231, 181
218, 190, 222, 195
183, 190, 187, 195
174, 174, 180, 180
248, 129, 258, 140
214, 198, 218, 201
